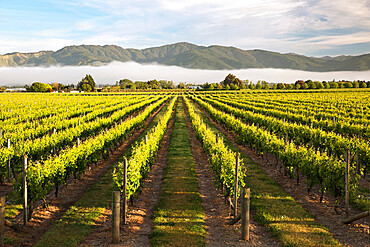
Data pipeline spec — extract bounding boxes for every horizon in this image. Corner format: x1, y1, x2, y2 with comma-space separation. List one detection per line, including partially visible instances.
0, 1, 369, 56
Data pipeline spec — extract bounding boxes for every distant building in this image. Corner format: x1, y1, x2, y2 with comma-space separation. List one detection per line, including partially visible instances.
5, 88, 27, 92
188, 86, 202, 90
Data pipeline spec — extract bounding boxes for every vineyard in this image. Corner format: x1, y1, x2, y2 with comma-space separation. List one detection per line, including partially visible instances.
0, 90, 369, 246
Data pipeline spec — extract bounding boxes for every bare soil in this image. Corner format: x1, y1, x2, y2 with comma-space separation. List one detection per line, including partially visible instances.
81, 97, 281, 247
79, 100, 178, 246
194, 100, 370, 247
183, 98, 281, 247
4, 103, 166, 247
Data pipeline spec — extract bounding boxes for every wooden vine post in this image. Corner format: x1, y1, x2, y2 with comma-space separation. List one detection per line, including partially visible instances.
23, 155, 28, 225
122, 158, 128, 224
0, 196, 5, 247
345, 149, 350, 218
7, 139, 11, 181
284, 133, 288, 146
241, 187, 250, 241
112, 191, 120, 244
233, 154, 240, 216
53, 128, 56, 154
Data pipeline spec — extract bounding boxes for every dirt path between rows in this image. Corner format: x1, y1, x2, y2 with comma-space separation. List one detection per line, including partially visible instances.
79, 99, 178, 246
193, 99, 370, 247
5, 102, 166, 247
183, 98, 281, 247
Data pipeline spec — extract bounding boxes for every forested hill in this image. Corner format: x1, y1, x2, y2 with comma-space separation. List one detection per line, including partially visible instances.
0, 42, 369, 71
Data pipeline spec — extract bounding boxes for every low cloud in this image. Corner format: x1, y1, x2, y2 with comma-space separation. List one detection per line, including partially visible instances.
0, 61, 369, 87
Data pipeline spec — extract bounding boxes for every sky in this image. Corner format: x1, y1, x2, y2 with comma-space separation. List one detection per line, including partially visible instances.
0, 0, 369, 56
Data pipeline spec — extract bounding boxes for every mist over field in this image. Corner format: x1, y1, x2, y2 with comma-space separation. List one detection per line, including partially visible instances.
1, 61, 369, 87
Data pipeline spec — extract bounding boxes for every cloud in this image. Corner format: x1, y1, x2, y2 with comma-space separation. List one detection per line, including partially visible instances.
0, 0, 369, 55
302, 32, 370, 46
0, 62, 369, 87
0, 37, 75, 54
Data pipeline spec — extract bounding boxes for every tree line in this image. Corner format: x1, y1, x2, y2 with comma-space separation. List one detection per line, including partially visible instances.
1, 73, 369, 92
200, 74, 370, 91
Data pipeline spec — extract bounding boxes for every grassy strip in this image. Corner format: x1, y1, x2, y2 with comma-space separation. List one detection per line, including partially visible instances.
33, 100, 172, 247
34, 165, 116, 247
150, 99, 206, 247
190, 99, 341, 247
351, 185, 370, 211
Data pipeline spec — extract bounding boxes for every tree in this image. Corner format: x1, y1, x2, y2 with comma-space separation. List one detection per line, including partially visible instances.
295, 80, 305, 89
202, 83, 210, 90
344, 82, 353, 88
135, 81, 148, 89
209, 84, 215, 90
178, 82, 186, 89
272, 84, 277, 90
50, 82, 64, 91
217, 84, 223, 90
77, 74, 95, 92
264, 84, 270, 90
256, 81, 262, 89
286, 84, 294, 90
360, 81, 367, 88
223, 73, 242, 87
315, 81, 324, 89
234, 78, 243, 87
230, 83, 237, 90
81, 83, 92, 92
225, 84, 230, 90
160, 80, 174, 89
30, 82, 52, 92
240, 83, 246, 89
147, 79, 160, 89
223, 73, 236, 86
329, 81, 338, 88
306, 80, 316, 89
323, 81, 330, 89
277, 83, 285, 89
353, 81, 359, 88
118, 79, 134, 89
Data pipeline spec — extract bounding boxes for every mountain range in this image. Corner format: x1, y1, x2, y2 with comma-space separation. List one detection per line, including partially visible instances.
0, 42, 369, 71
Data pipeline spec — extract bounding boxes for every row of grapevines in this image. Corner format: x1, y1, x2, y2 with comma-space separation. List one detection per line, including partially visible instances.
113, 96, 177, 199
184, 96, 245, 197
204, 93, 369, 138
19, 96, 168, 206
191, 95, 360, 203
0, 94, 104, 124
0, 96, 162, 181
0, 94, 132, 133
203, 90, 370, 120
0, 96, 148, 147
199, 95, 370, 173
220, 92, 370, 126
